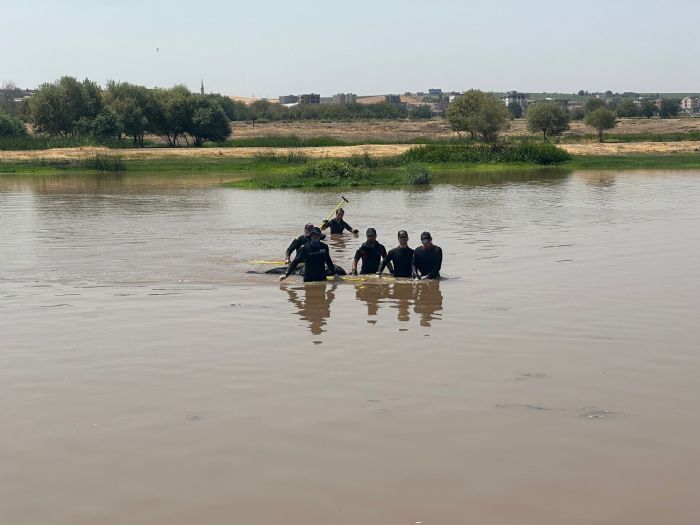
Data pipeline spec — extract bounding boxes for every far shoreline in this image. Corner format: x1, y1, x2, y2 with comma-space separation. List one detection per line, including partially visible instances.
2, 142, 700, 182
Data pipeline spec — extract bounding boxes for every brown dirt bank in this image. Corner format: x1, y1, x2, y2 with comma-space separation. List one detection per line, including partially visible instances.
562, 141, 700, 155
2, 141, 700, 162
0, 145, 415, 161
231, 118, 700, 141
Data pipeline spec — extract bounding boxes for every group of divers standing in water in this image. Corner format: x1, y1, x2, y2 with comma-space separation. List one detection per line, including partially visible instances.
279, 208, 443, 283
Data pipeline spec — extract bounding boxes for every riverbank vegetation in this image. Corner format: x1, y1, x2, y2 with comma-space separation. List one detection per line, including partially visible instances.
2, 146, 700, 179
2, 76, 698, 154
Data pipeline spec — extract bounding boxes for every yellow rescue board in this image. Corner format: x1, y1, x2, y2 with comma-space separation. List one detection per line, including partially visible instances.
327, 275, 404, 282
249, 260, 288, 265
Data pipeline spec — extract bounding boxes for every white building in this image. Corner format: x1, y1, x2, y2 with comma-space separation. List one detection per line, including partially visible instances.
503, 91, 529, 110
332, 93, 357, 105
681, 96, 699, 112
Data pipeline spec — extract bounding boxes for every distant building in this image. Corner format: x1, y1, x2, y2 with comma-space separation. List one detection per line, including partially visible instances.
279, 95, 299, 104
299, 93, 321, 105
428, 88, 443, 96
332, 93, 357, 105
200, 79, 204, 96
385, 94, 402, 105
503, 91, 529, 112
681, 96, 699, 112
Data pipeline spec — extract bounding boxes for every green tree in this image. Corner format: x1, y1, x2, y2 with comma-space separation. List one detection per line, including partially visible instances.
153, 85, 195, 146
104, 81, 158, 146
29, 76, 104, 136
640, 99, 657, 119
91, 108, 122, 138
616, 99, 639, 118
0, 110, 26, 136
584, 98, 607, 114
585, 108, 617, 142
1, 80, 20, 115
206, 94, 252, 121
188, 97, 231, 146
659, 99, 680, 118
507, 101, 523, 119
446, 89, 488, 139
570, 107, 586, 121
471, 94, 510, 143
526, 101, 570, 141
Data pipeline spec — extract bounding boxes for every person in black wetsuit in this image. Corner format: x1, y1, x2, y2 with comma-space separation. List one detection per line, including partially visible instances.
321, 209, 359, 235
281, 228, 336, 283
285, 223, 326, 263
351, 228, 387, 275
378, 230, 415, 278
413, 231, 443, 280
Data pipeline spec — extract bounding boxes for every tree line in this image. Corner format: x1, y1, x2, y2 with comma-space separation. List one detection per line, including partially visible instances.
236, 99, 432, 121
0, 76, 690, 145
447, 90, 620, 143
0, 76, 435, 144
513, 96, 680, 121
18, 77, 230, 146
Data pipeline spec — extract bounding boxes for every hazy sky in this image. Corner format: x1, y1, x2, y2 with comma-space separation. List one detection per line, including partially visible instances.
2, 0, 698, 96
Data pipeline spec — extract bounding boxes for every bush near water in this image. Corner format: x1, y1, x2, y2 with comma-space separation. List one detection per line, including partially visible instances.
401, 142, 572, 165
403, 164, 433, 185
299, 160, 369, 185
81, 154, 126, 171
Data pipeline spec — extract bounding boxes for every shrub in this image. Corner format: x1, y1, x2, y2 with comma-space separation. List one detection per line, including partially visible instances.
253, 149, 279, 162
284, 150, 310, 164
253, 149, 310, 164
79, 154, 126, 171
506, 142, 572, 165
526, 101, 570, 141
348, 151, 381, 168
0, 111, 27, 137
403, 164, 432, 185
400, 143, 571, 165
299, 160, 369, 185
0, 135, 131, 151
585, 108, 618, 142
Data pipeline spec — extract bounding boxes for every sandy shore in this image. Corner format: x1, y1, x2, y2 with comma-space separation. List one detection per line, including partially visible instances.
0, 144, 414, 161
1, 141, 700, 162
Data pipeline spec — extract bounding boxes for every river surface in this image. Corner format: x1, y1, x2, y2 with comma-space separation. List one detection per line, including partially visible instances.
1, 170, 699, 525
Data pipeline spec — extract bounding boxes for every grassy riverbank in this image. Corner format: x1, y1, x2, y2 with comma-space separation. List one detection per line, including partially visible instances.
2, 144, 700, 182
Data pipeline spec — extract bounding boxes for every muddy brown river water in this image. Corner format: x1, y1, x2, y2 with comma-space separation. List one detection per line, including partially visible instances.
1, 170, 699, 525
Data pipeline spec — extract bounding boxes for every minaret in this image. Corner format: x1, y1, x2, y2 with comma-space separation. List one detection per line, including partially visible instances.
200, 79, 204, 95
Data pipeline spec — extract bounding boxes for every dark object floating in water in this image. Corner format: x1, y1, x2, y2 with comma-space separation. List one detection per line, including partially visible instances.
249, 264, 347, 276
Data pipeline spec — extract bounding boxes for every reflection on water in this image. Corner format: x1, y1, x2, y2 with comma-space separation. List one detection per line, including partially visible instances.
324, 232, 358, 264
283, 280, 443, 333
414, 280, 443, 326
282, 282, 337, 335
355, 280, 443, 326
436, 167, 569, 187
